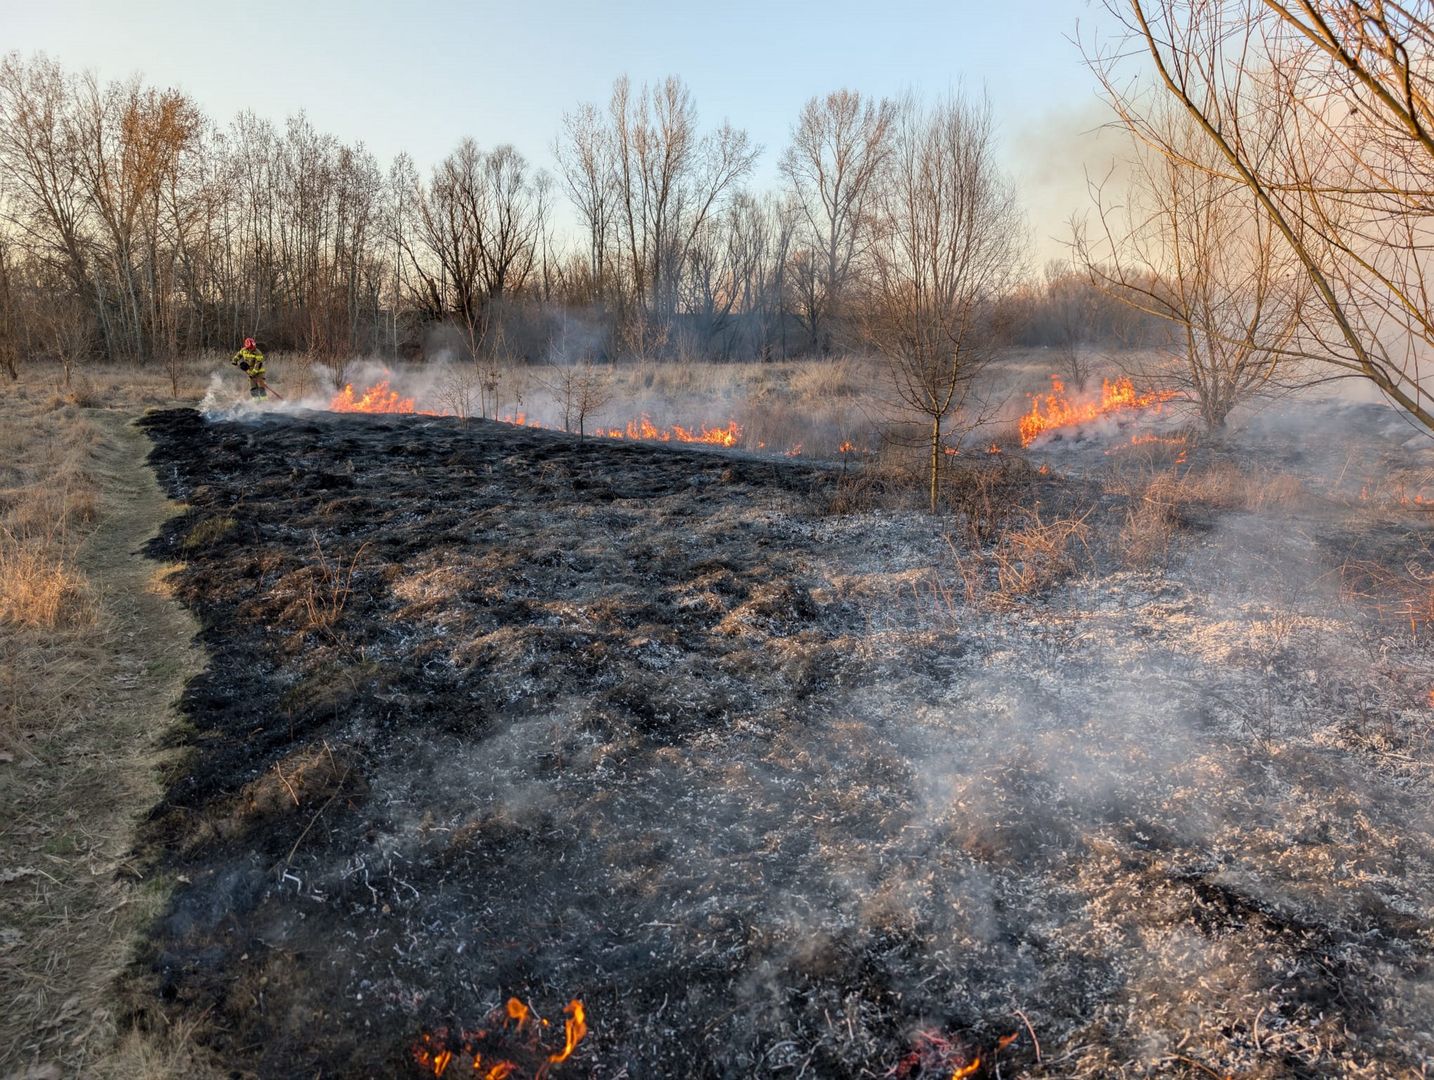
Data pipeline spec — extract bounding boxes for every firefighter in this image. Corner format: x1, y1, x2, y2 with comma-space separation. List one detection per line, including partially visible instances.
231, 337, 268, 399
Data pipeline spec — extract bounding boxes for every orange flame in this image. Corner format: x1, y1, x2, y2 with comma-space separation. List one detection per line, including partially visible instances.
593, 414, 741, 447
412, 998, 587, 1078
506, 998, 532, 1030
951, 1059, 981, 1080
329, 379, 418, 414
328, 381, 743, 449
1018, 375, 1178, 447
1104, 433, 1188, 456
542, 1001, 587, 1072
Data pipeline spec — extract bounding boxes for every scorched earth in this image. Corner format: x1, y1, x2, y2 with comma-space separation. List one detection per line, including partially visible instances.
132, 406, 1434, 1078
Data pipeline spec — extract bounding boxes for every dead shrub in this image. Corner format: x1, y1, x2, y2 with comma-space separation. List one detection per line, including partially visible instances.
1120, 478, 1181, 569
824, 463, 911, 514
1170, 462, 1305, 512
991, 510, 1092, 599
46, 375, 102, 409
943, 457, 1041, 544
1108, 460, 1304, 570
946, 508, 1092, 609
296, 535, 370, 639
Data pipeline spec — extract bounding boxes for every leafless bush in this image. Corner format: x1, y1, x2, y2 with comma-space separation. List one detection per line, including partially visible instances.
943, 457, 1041, 545
823, 461, 912, 515
434, 363, 482, 419
542, 361, 614, 437
299, 536, 369, 640
947, 507, 1093, 608
1119, 482, 1180, 569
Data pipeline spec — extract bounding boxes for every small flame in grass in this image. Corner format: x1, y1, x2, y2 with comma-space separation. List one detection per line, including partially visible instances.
330, 379, 419, 414
1105, 433, 1188, 455
1018, 375, 1178, 447
497, 412, 544, 430
506, 998, 532, 1030
986, 443, 1003, 456
412, 998, 587, 1078
593, 415, 741, 447
839, 441, 855, 454
892, 1027, 1022, 1079
327, 381, 758, 454
547, 1001, 587, 1069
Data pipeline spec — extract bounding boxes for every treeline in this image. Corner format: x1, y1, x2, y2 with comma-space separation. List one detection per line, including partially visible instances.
0, 52, 1158, 377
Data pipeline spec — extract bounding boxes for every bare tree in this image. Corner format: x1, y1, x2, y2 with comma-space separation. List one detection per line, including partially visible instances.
556, 76, 758, 354
781, 89, 895, 353
0, 227, 21, 379
399, 139, 543, 366
1075, 110, 1309, 428
555, 102, 619, 305
32, 283, 93, 387
1092, 0, 1434, 433
545, 360, 614, 437
0, 54, 92, 302
862, 95, 1024, 512
1043, 259, 1101, 389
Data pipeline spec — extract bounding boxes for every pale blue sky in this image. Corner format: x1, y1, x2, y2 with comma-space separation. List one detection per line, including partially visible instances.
1, 0, 1125, 262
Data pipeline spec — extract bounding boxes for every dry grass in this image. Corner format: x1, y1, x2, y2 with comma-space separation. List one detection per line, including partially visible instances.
0, 535, 98, 629
0, 404, 102, 637
1119, 494, 1179, 569
1, 358, 208, 1079
944, 457, 1042, 544
945, 508, 1094, 609
1107, 459, 1310, 570
992, 510, 1093, 597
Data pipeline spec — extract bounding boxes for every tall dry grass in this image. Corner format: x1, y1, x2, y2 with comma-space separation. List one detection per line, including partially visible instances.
1, 358, 210, 1079
0, 406, 102, 636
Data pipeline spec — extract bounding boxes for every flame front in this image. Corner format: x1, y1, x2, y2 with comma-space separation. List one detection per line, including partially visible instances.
413, 997, 587, 1078
1018, 375, 1178, 447
329, 379, 418, 414
594, 414, 741, 447
328, 382, 745, 450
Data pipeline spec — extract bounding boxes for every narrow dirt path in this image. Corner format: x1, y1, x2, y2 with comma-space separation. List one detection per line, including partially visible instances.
0, 409, 204, 1080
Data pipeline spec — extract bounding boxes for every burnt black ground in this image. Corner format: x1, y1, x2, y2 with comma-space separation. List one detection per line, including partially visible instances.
131, 407, 1434, 1079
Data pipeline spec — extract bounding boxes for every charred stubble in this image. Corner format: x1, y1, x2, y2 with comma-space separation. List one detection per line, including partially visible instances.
129, 408, 1434, 1079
